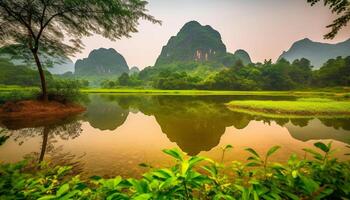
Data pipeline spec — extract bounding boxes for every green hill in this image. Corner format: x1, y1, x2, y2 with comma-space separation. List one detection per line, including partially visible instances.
155, 21, 251, 68
75, 48, 129, 76
0, 58, 52, 86
279, 38, 350, 69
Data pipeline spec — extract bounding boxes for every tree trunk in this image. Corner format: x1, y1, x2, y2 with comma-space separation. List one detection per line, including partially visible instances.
31, 50, 48, 102
39, 127, 50, 163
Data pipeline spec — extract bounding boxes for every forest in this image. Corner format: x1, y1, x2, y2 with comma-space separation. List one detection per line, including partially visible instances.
99, 56, 350, 90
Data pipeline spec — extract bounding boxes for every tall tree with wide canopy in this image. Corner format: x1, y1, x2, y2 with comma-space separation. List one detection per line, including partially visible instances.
307, 0, 350, 39
0, 0, 160, 101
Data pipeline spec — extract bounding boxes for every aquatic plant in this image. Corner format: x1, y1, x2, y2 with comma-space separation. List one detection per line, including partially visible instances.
0, 142, 349, 199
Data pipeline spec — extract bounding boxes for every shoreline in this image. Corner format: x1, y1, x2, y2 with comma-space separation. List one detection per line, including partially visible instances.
0, 100, 86, 120
227, 100, 350, 118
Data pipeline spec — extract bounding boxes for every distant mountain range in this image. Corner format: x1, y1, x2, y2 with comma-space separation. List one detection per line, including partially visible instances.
279, 38, 350, 68
75, 48, 129, 76
0, 49, 74, 75
3, 21, 349, 77
155, 21, 252, 67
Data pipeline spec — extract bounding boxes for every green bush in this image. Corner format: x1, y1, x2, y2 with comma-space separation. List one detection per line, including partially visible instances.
45, 80, 84, 103
0, 90, 38, 104
0, 141, 349, 199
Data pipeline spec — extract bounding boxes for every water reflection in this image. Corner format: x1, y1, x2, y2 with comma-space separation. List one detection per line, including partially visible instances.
1, 116, 83, 169
82, 95, 129, 131
82, 95, 350, 154
0, 94, 349, 177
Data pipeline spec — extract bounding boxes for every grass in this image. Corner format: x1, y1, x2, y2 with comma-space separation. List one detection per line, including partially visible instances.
0, 85, 38, 92
0, 85, 349, 97
227, 98, 350, 117
79, 88, 347, 97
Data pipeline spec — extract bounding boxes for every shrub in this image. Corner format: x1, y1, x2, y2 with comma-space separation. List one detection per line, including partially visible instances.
0, 90, 38, 104
42, 80, 84, 103
0, 141, 349, 199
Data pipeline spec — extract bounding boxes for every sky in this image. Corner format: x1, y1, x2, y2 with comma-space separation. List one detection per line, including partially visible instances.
73, 0, 350, 69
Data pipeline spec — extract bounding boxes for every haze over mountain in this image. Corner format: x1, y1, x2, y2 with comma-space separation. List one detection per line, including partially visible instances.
155, 21, 251, 67
279, 38, 350, 68
0, 47, 74, 75
75, 48, 129, 76
129, 66, 140, 74
48, 58, 74, 74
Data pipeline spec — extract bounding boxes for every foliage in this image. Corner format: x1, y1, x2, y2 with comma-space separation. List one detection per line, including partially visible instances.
135, 56, 348, 91
0, 0, 160, 100
307, 0, 350, 39
0, 58, 53, 86
313, 56, 350, 87
45, 80, 86, 103
0, 90, 39, 104
0, 142, 349, 199
101, 73, 143, 88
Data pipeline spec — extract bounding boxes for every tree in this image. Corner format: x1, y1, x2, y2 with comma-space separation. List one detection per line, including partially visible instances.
0, 0, 160, 101
307, 0, 350, 39
118, 73, 130, 86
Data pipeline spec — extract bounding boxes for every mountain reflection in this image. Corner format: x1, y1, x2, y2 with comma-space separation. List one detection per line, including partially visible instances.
82, 95, 129, 131
1, 94, 349, 156
86, 95, 349, 154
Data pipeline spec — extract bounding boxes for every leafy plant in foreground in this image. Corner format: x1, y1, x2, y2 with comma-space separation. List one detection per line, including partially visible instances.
0, 142, 349, 199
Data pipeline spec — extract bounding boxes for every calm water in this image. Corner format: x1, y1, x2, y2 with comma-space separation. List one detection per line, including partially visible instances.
0, 94, 349, 177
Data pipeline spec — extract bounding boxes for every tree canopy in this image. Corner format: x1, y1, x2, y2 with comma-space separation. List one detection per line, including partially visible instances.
307, 0, 350, 39
0, 0, 160, 100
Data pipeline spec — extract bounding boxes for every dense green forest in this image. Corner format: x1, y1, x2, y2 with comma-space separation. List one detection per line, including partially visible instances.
100, 56, 350, 90
1, 55, 349, 91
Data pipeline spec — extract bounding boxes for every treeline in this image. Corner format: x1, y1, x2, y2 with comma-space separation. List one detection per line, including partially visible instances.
0, 58, 53, 86
102, 56, 350, 90
0, 58, 90, 88
1, 56, 349, 90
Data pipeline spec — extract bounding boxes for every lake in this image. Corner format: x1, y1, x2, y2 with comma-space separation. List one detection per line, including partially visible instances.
0, 94, 349, 178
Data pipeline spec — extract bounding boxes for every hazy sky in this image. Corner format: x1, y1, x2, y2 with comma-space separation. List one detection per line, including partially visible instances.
74, 0, 350, 69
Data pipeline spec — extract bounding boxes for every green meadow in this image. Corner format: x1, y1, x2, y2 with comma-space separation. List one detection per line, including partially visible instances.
227, 98, 350, 118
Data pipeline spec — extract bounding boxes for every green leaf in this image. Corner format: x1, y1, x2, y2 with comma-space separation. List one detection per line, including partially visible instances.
152, 169, 174, 179
266, 146, 281, 157
246, 162, 260, 167
253, 191, 259, 200
57, 166, 72, 177
245, 148, 260, 158
181, 160, 189, 175
292, 170, 298, 178
300, 176, 319, 194
314, 142, 329, 153
247, 156, 259, 161
302, 148, 323, 160
90, 175, 102, 181
37, 195, 56, 200
188, 156, 206, 169
138, 163, 150, 168
224, 144, 233, 150
162, 148, 183, 161
284, 192, 299, 200
56, 183, 69, 197
128, 179, 149, 193
202, 165, 218, 177
133, 193, 152, 200
104, 176, 122, 189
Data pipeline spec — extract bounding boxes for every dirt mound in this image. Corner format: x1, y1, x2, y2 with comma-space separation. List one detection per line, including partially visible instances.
0, 100, 85, 119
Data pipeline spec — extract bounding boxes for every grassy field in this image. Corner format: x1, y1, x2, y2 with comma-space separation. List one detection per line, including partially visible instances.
79, 88, 349, 97
0, 85, 349, 97
227, 98, 350, 118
